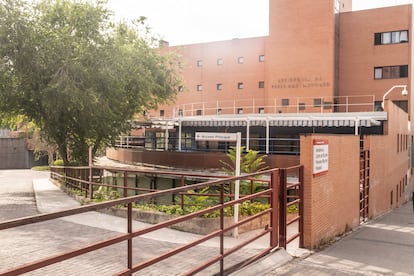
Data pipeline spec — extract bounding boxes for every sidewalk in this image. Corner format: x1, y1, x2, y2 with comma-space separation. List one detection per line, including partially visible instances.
32, 177, 294, 275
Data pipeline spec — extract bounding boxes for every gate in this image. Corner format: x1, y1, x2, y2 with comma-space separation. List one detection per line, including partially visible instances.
359, 150, 370, 222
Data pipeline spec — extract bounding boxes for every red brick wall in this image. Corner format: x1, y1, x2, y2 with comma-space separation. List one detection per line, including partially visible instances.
300, 134, 360, 248
363, 102, 410, 217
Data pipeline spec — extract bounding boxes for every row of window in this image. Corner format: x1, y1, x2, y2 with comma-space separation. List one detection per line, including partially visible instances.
193, 81, 265, 92
374, 30, 408, 45
374, 65, 408, 79
196, 55, 265, 67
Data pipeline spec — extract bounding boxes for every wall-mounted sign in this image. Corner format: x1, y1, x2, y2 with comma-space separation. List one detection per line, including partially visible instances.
313, 139, 329, 176
195, 132, 238, 142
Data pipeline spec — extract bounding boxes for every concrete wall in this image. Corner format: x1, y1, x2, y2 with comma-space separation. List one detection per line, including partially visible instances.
0, 138, 30, 169
300, 134, 360, 248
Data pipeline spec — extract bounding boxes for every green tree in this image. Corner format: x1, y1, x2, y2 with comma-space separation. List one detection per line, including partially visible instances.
0, 0, 180, 165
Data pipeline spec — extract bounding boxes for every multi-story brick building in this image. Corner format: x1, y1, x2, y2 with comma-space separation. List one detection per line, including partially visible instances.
108, 0, 413, 236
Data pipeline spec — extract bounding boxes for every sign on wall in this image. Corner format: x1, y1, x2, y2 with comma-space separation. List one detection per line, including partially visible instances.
195, 132, 238, 142
313, 139, 329, 176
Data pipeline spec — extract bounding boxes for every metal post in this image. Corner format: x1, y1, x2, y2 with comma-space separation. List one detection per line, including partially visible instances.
279, 168, 287, 249
270, 170, 279, 248
233, 132, 242, 238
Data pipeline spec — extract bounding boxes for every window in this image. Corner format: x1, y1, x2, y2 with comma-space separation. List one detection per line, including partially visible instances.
313, 98, 322, 107
217, 108, 222, 115
178, 85, 184, 92
237, 108, 243, 114
375, 30, 409, 45
259, 55, 265, 62
237, 82, 244, 89
196, 110, 202, 116
178, 109, 183, 116
374, 65, 408, 79
217, 83, 223, 91
299, 103, 306, 111
238, 56, 244, 64
197, 60, 203, 67
159, 110, 165, 117
281, 99, 289, 106
258, 81, 265, 88
258, 107, 265, 114
217, 58, 223, 65
197, 84, 203, 91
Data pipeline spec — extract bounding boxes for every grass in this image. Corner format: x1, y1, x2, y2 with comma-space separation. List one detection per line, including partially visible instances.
31, 166, 50, 171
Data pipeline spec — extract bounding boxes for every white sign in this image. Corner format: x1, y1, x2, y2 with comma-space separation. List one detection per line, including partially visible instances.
313, 139, 329, 176
195, 132, 238, 142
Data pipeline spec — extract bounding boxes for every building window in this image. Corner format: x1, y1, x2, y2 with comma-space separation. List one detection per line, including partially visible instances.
217, 108, 222, 115
258, 81, 265, 88
197, 84, 203, 91
313, 98, 322, 107
217, 83, 223, 91
178, 109, 183, 116
196, 110, 202, 116
178, 85, 184, 92
237, 108, 243, 114
281, 99, 289, 106
238, 56, 244, 64
374, 65, 408, 79
259, 55, 265, 62
375, 30, 408, 45
197, 60, 203, 67
217, 58, 223, 65
237, 82, 244, 89
159, 110, 165, 117
299, 103, 306, 111
258, 107, 265, 114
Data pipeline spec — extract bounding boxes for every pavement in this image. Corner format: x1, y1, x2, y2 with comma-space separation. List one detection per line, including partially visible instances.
2, 169, 414, 275
0, 170, 294, 275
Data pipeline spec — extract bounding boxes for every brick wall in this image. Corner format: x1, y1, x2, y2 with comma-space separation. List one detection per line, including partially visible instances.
364, 101, 410, 217
300, 134, 360, 248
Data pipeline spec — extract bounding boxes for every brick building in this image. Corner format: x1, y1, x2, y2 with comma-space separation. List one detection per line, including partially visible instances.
108, 0, 413, 246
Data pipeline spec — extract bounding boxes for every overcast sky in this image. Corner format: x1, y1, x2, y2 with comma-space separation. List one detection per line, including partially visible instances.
106, 0, 414, 46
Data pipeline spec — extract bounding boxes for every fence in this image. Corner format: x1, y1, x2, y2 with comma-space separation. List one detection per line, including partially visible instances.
0, 165, 303, 275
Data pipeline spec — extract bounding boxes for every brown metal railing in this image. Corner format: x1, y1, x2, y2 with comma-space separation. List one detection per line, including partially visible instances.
0, 165, 303, 275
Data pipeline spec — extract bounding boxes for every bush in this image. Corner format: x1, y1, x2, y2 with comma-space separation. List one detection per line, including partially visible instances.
53, 159, 64, 166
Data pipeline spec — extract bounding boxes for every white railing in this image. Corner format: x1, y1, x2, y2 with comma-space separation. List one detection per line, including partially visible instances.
163, 95, 377, 119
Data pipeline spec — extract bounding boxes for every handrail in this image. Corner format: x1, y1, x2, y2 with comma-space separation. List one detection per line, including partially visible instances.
1, 166, 298, 275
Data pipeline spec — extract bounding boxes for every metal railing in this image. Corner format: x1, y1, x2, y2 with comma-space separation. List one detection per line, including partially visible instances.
152, 95, 377, 119
1, 165, 303, 275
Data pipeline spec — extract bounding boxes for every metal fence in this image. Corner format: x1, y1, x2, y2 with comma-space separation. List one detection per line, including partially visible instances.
0, 165, 303, 275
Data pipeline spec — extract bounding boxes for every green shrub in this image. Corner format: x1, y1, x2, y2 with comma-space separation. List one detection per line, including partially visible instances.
94, 186, 121, 202
53, 159, 64, 166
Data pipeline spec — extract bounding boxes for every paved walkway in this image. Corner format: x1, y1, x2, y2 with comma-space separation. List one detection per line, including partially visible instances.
0, 170, 292, 275
268, 200, 414, 275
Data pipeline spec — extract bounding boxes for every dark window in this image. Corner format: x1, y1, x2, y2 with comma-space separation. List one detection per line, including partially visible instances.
178, 86, 184, 92
178, 109, 183, 116
159, 110, 165, 117
237, 82, 244, 89
281, 99, 289, 106
258, 107, 265, 114
299, 103, 306, 111
237, 108, 243, 114
374, 30, 408, 45
217, 83, 223, 91
259, 81, 265, 88
314, 98, 322, 107
197, 84, 203, 91
374, 65, 408, 79
197, 60, 203, 67
217, 108, 222, 115
196, 110, 202, 116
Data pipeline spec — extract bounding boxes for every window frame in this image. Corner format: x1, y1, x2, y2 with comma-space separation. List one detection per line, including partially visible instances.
374, 65, 408, 79
374, 30, 409, 45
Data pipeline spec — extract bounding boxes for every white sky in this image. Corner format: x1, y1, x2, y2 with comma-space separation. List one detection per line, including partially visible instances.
106, 0, 414, 46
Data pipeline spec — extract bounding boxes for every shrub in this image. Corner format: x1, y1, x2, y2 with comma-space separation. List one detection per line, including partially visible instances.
53, 159, 64, 166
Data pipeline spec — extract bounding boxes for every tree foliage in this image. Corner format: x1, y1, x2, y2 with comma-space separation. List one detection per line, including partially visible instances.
0, 0, 180, 165
220, 146, 268, 175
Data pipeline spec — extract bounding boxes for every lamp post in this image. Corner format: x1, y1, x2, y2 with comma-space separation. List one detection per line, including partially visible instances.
381, 84, 408, 109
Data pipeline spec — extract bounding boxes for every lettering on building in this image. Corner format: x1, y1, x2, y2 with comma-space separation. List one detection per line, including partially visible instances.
271, 76, 331, 90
